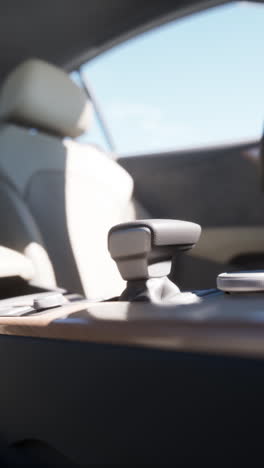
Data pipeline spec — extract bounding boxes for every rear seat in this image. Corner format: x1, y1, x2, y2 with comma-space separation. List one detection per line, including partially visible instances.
0, 59, 148, 300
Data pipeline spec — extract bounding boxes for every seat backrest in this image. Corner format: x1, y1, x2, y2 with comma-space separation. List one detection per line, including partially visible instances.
0, 176, 56, 289
0, 59, 147, 299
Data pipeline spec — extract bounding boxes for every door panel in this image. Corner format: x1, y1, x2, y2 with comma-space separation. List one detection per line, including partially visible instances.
120, 141, 263, 289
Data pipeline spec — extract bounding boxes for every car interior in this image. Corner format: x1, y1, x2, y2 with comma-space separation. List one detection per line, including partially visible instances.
0, 0, 264, 465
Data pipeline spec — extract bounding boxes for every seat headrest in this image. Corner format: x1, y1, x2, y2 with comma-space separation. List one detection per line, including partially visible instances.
0, 59, 92, 138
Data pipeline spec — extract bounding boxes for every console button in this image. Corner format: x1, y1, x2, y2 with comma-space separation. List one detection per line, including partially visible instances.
217, 271, 264, 292
34, 293, 66, 311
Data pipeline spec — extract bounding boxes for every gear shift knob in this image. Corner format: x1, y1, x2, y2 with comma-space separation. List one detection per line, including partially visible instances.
108, 219, 201, 281
108, 219, 201, 303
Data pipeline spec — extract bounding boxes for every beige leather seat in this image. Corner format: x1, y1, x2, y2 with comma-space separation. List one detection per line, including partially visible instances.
0, 59, 148, 299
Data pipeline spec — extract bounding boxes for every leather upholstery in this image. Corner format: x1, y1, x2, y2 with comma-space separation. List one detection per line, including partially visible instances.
0, 176, 56, 288
0, 60, 148, 298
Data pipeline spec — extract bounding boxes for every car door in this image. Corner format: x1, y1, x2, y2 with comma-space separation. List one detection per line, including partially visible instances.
75, 1, 264, 290
121, 141, 262, 289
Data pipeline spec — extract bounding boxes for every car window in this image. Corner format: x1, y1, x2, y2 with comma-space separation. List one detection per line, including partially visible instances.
79, 1, 264, 156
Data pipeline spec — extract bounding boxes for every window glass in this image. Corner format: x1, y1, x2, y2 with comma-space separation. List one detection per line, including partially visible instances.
80, 2, 264, 155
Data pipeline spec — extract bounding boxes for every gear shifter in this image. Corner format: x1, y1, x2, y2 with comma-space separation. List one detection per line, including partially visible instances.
108, 219, 201, 303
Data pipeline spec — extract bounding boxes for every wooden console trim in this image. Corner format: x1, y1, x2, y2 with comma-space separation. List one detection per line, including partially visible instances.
0, 298, 264, 359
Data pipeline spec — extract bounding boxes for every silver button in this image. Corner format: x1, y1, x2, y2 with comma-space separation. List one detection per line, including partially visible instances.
217, 271, 264, 292
34, 293, 66, 310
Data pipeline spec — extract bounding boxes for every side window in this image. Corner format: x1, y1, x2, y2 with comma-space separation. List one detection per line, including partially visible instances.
79, 1, 264, 156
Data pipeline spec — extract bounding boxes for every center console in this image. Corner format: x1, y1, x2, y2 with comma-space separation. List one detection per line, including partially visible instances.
0, 219, 263, 359
1, 219, 264, 464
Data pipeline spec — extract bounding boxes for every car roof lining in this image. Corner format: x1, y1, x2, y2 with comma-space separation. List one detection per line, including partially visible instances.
0, 0, 262, 82
0, 0, 248, 83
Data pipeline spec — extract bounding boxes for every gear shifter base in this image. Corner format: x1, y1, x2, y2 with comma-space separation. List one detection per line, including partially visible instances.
119, 276, 180, 304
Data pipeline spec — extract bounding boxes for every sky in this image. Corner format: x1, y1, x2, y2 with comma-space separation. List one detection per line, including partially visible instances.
79, 1, 264, 155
